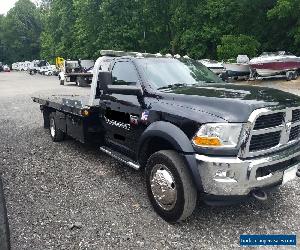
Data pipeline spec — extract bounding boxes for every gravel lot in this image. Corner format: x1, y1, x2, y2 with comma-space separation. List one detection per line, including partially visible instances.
0, 72, 299, 249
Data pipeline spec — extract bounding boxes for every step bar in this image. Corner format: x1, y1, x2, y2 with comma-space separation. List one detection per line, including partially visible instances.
99, 146, 140, 170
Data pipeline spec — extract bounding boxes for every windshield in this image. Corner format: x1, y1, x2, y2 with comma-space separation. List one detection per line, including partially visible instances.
136, 58, 223, 90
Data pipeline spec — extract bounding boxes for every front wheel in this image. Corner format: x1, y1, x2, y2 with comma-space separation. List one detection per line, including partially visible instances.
145, 150, 197, 222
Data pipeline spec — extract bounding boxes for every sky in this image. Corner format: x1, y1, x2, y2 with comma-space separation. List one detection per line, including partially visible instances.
0, 0, 37, 15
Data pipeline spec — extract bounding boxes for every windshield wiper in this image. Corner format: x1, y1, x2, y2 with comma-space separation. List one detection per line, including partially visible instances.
157, 83, 190, 90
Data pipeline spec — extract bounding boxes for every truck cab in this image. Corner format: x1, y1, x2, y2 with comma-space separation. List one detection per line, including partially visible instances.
33, 50, 300, 222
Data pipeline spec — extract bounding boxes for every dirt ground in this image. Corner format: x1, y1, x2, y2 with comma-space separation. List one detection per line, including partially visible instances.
235, 76, 300, 95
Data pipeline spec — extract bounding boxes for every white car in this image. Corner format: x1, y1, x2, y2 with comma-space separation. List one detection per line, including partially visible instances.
3, 65, 10, 72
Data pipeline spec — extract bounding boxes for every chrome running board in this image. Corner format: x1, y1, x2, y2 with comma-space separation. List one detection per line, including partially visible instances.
99, 146, 140, 170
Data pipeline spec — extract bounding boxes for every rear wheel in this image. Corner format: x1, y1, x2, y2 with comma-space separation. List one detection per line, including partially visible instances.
76, 77, 87, 87
286, 71, 293, 81
292, 71, 298, 80
145, 150, 197, 222
49, 114, 64, 142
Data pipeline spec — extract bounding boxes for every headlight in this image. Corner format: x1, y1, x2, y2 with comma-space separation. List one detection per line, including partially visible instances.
192, 123, 243, 148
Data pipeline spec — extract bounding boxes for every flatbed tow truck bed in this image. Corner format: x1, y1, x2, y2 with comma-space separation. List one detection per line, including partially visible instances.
32, 95, 102, 144
32, 95, 93, 116
65, 73, 93, 77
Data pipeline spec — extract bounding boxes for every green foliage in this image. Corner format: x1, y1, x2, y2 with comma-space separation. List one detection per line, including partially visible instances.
217, 35, 261, 60
268, 0, 300, 54
1, 0, 300, 64
0, 0, 42, 64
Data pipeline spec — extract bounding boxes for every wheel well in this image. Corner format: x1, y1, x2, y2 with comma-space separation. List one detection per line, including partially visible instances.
138, 137, 177, 168
42, 106, 56, 128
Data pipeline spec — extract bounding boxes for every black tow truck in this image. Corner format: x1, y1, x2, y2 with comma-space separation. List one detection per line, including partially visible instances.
33, 50, 300, 222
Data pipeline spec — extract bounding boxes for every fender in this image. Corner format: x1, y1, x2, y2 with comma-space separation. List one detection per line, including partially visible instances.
137, 121, 203, 191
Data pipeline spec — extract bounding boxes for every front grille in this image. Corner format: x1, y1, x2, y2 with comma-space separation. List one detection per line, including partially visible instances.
253, 112, 284, 130
243, 108, 300, 157
292, 109, 300, 122
289, 125, 300, 141
249, 131, 281, 151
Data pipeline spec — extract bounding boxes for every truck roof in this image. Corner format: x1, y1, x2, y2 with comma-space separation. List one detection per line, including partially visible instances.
100, 50, 189, 60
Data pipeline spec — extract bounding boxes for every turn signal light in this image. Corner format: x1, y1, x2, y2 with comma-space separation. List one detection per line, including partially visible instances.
81, 109, 90, 117
192, 136, 222, 147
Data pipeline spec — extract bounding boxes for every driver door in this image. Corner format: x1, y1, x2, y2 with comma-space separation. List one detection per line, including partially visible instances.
100, 60, 143, 157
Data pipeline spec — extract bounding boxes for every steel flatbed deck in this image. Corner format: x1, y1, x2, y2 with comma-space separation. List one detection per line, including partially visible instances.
32, 95, 94, 116
65, 72, 93, 77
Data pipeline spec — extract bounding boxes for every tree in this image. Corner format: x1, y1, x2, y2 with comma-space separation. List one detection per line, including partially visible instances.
217, 35, 260, 60
1, 0, 42, 64
268, 0, 300, 54
1, 0, 299, 64
40, 0, 76, 61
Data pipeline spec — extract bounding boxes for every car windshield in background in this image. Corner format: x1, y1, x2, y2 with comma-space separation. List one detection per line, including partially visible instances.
137, 58, 223, 90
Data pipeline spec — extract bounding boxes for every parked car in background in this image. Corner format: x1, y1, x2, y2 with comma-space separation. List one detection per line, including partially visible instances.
39, 65, 53, 75
11, 63, 17, 71
0, 62, 3, 72
3, 65, 10, 72
18, 61, 31, 71
28, 60, 50, 75
50, 65, 59, 76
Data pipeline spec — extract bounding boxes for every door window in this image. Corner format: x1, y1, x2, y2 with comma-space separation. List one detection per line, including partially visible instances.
112, 61, 139, 85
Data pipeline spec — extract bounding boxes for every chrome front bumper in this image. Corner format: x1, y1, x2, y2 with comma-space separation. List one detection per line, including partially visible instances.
196, 143, 300, 196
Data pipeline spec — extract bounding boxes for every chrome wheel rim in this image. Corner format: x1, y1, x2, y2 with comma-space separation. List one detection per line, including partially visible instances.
50, 118, 55, 138
150, 164, 177, 211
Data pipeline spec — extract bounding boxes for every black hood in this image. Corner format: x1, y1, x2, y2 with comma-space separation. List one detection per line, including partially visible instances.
154, 83, 300, 123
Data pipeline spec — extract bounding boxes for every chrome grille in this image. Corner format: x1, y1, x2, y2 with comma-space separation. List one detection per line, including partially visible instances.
253, 112, 284, 130
292, 109, 300, 122
289, 125, 300, 141
240, 107, 300, 157
249, 131, 281, 151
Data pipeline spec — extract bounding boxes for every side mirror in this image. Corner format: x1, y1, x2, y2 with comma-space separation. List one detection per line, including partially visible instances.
98, 71, 112, 91
98, 71, 143, 96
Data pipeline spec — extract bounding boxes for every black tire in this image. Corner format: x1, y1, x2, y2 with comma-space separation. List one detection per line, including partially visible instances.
77, 77, 87, 87
145, 150, 197, 222
0, 177, 10, 250
220, 72, 229, 82
49, 114, 64, 142
292, 71, 298, 80
60, 80, 64, 85
286, 71, 293, 81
